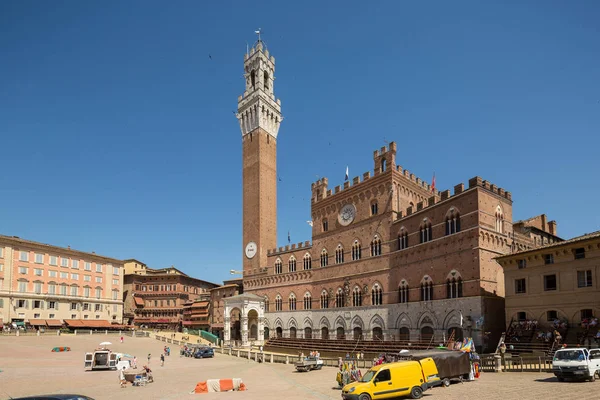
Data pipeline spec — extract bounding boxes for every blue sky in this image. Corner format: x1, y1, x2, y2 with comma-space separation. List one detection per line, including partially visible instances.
1, 1, 598, 284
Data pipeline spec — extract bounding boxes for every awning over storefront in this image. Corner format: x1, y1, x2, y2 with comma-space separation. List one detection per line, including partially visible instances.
46, 319, 63, 327
133, 297, 144, 306
28, 319, 47, 326
191, 301, 209, 308
14, 321, 26, 327
81, 320, 112, 328
64, 319, 86, 327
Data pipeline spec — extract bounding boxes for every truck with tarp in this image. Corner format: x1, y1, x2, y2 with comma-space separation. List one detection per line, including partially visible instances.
396, 349, 471, 387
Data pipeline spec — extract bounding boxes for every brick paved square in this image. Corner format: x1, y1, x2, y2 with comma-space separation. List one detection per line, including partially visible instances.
0, 335, 598, 399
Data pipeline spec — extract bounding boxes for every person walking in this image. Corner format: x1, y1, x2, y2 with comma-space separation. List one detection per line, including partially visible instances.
147, 353, 151, 365
160, 353, 165, 367
120, 336, 124, 343
132, 356, 137, 369
119, 367, 127, 388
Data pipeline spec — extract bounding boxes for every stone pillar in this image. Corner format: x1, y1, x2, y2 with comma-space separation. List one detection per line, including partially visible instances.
257, 317, 265, 345
270, 353, 273, 363
241, 316, 249, 347
224, 316, 231, 346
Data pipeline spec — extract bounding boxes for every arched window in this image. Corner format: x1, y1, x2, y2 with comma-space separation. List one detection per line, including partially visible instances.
251, 70, 256, 88
320, 249, 328, 267
495, 205, 504, 234
352, 240, 362, 261
420, 277, 433, 301
264, 71, 269, 90
420, 219, 433, 243
445, 208, 461, 235
381, 158, 387, 172
303, 253, 312, 270
275, 259, 282, 274
371, 283, 383, 305
398, 281, 409, 303
275, 295, 282, 311
446, 271, 463, 298
335, 288, 345, 308
322, 218, 329, 232
352, 286, 362, 307
370, 235, 382, 256
398, 230, 409, 250
320, 290, 329, 309
264, 296, 269, 312
303, 292, 312, 310
335, 245, 344, 264
371, 201, 378, 215
288, 256, 296, 273
288, 293, 297, 311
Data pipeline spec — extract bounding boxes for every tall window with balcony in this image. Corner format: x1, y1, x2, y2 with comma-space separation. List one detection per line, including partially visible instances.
398, 231, 409, 250
335, 245, 344, 264
352, 241, 362, 260
398, 281, 409, 303
420, 279, 433, 301
420, 220, 433, 243
303, 292, 312, 310
372, 284, 383, 305
320, 291, 329, 309
445, 209, 461, 235
303, 253, 312, 270
320, 249, 328, 267
352, 286, 362, 307
335, 289, 345, 308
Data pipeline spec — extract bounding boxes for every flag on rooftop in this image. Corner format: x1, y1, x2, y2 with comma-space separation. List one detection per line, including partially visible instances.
345, 166, 349, 181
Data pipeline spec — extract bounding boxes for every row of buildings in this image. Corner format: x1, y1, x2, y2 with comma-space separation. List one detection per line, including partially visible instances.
0, 234, 242, 337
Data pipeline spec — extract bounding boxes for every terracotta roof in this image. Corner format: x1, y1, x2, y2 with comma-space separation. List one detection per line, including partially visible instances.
133, 297, 144, 306
46, 319, 63, 327
497, 230, 600, 259
191, 301, 209, 308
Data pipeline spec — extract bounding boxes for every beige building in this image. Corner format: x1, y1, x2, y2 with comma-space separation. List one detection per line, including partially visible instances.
0, 235, 124, 329
496, 231, 600, 344
122, 259, 218, 330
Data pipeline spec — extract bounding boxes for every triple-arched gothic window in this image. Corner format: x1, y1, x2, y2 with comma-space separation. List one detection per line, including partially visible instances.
288, 256, 296, 273
445, 208, 461, 235
398, 281, 409, 303
288, 293, 297, 311
320, 290, 329, 309
275, 259, 282, 274
370, 236, 382, 256
303, 253, 312, 270
303, 292, 312, 310
420, 278, 433, 301
335, 245, 344, 264
320, 249, 329, 267
352, 286, 362, 307
420, 219, 433, 243
352, 241, 362, 261
275, 295, 282, 311
371, 283, 383, 305
335, 288, 345, 308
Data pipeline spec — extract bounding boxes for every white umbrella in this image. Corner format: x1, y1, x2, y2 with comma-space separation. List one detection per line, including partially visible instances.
99, 341, 112, 346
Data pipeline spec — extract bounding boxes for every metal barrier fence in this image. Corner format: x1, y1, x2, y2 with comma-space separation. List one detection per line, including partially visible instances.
479, 354, 554, 372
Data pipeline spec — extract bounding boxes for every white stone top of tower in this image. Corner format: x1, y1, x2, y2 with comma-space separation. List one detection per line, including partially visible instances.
236, 33, 283, 139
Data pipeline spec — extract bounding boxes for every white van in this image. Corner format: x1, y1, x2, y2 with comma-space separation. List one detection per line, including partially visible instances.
552, 348, 600, 382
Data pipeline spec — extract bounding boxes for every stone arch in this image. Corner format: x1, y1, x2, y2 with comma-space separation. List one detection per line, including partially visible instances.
369, 314, 385, 330
351, 315, 364, 329
443, 310, 462, 330
303, 317, 313, 328
319, 316, 330, 329
273, 317, 284, 328
395, 312, 412, 329
334, 315, 347, 330
287, 317, 298, 329
417, 311, 437, 328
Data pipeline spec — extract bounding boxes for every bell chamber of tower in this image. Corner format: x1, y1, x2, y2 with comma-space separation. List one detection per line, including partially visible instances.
238, 39, 283, 276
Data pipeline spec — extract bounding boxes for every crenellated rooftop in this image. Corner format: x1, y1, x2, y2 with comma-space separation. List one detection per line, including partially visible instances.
268, 241, 312, 257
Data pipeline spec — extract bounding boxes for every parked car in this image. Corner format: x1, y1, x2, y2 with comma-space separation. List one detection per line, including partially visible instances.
552, 347, 600, 382
342, 358, 440, 400
194, 346, 214, 358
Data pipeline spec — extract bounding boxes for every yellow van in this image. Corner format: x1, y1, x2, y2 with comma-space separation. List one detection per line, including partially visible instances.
341, 358, 440, 400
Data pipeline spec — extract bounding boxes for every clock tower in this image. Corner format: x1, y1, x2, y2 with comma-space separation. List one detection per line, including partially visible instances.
237, 38, 282, 276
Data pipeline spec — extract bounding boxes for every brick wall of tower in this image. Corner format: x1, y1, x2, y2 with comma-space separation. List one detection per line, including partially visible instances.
243, 128, 277, 273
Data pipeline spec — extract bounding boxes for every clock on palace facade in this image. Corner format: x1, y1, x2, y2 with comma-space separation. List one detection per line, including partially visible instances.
338, 204, 356, 226
245, 242, 257, 259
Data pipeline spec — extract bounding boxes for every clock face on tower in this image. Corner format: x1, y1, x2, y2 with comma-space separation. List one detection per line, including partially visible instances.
338, 204, 356, 226
245, 242, 257, 259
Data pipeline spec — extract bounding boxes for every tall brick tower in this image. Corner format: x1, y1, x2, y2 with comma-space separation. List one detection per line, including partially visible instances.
237, 38, 282, 276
